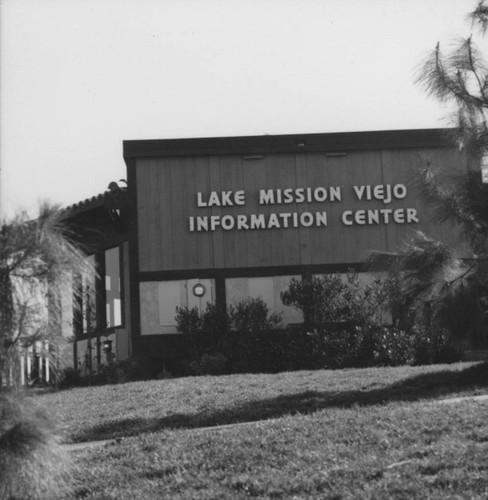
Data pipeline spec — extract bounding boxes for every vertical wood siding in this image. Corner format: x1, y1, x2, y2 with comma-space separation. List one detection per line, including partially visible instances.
136, 147, 461, 272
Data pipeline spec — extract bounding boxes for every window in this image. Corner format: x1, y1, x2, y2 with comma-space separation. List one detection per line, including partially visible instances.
140, 279, 215, 335
225, 275, 302, 326
75, 246, 123, 336
105, 247, 122, 328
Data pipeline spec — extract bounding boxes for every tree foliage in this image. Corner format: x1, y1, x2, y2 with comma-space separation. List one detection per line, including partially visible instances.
0, 204, 90, 386
371, 1, 488, 347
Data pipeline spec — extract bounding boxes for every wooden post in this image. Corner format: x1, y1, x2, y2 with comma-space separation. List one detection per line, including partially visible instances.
44, 340, 50, 382
27, 346, 32, 381
20, 354, 25, 386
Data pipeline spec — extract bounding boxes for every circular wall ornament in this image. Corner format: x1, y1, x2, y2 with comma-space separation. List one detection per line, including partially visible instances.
193, 283, 206, 297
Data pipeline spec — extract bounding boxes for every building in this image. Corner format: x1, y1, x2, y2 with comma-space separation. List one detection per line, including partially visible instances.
62, 128, 461, 374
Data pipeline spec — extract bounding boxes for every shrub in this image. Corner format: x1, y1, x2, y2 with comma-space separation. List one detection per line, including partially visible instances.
102, 356, 152, 383
280, 272, 391, 332
57, 356, 153, 386
0, 393, 71, 499
58, 367, 84, 389
281, 274, 346, 329
175, 298, 283, 373
189, 353, 228, 375
228, 297, 282, 333
367, 327, 416, 367
176, 303, 229, 360
173, 277, 463, 374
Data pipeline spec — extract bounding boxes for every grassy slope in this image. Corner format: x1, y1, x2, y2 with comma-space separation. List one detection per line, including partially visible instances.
36, 362, 488, 499
39, 362, 487, 443
69, 398, 488, 499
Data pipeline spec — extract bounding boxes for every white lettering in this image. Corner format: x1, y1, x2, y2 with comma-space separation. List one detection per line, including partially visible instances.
380, 209, 392, 224
197, 190, 247, 207
356, 211, 366, 224
393, 184, 407, 199
316, 212, 328, 226
295, 188, 305, 203
342, 211, 353, 225
210, 215, 221, 230
330, 186, 341, 202
197, 217, 208, 231
283, 189, 294, 203
250, 214, 266, 229
279, 213, 292, 228
197, 192, 207, 207
208, 192, 221, 207
393, 209, 405, 223
368, 210, 379, 224
314, 187, 328, 202
341, 208, 418, 226
353, 185, 367, 200
259, 189, 274, 205
235, 190, 246, 205
406, 208, 419, 223
221, 215, 235, 230
268, 213, 280, 228
237, 214, 249, 229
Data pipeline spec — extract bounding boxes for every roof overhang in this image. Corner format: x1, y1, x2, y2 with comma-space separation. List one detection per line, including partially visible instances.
123, 128, 456, 162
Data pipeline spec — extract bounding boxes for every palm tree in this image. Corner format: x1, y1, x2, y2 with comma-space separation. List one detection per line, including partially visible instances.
0, 203, 90, 386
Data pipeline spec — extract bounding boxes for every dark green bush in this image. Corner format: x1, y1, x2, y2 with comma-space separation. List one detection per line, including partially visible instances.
173, 276, 463, 374
100, 356, 152, 383
281, 274, 347, 329
58, 356, 153, 387
58, 367, 84, 389
189, 353, 228, 375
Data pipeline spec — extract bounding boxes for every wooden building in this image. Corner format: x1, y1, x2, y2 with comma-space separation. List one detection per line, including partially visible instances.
64, 128, 461, 373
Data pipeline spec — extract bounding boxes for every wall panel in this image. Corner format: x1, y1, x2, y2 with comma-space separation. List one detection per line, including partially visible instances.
136, 147, 461, 273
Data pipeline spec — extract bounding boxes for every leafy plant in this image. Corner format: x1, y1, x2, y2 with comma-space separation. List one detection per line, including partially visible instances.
280, 274, 346, 329
228, 297, 282, 333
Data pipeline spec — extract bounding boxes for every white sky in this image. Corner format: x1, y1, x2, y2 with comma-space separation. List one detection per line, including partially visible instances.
0, 0, 479, 218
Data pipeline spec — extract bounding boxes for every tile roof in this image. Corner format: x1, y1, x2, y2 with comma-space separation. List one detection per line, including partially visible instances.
62, 183, 127, 217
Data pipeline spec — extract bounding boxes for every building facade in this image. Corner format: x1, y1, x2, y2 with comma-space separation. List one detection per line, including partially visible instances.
64, 128, 461, 373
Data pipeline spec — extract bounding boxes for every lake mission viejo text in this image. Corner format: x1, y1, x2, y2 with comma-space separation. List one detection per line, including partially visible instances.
189, 183, 419, 232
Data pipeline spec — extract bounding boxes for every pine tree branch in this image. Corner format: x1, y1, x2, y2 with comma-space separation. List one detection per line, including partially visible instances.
469, 1, 488, 34
463, 36, 488, 106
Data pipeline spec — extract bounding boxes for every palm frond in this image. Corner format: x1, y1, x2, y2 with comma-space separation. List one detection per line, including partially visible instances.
0, 204, 92, 361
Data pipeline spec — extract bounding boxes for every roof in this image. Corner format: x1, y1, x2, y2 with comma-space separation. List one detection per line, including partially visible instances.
123, 128, 457, 160
62, 183, 127, 218
60, 182, 128, 253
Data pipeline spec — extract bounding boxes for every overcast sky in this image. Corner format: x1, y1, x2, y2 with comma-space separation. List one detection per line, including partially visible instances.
0, 0, 478, 219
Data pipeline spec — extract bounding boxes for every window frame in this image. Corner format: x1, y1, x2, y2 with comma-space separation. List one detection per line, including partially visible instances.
73, 244, 125, 340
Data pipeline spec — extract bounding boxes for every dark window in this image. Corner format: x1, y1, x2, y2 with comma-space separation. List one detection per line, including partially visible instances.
75, 246, 123, 337
104, 246, 122, 328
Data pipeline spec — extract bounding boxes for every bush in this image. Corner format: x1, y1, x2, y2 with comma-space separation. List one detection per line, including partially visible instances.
0, 393, 71, 499
99, 356, 152, 384
281, 274, 347, 329
228, 297, 282, 332
57, 356, 153, 387
57, 367, 84, 389
189, 353, 228, 375
280, 272, 390, 332
175, 298, 284, 373
173, 277, 463, 375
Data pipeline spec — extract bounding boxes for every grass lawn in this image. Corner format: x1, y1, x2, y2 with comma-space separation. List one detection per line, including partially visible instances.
35, 362, 488, 499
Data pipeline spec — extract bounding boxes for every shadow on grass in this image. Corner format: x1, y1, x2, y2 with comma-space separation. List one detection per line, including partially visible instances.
75, 362, 488, 442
